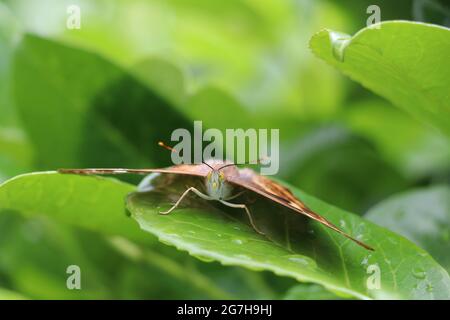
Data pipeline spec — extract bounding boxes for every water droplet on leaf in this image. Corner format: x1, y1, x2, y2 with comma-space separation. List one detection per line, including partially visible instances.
361, 256, 369, 265
412, 268, 426, 280
286, 255, 317, 268
232, 239, 246, 245
329, 31, 351, 62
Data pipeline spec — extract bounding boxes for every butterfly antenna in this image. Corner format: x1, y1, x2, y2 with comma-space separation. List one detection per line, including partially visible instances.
159, 141, 213, 171
158, 141, 177, 153
202, 161, 215, 171
218, 156, 269, 171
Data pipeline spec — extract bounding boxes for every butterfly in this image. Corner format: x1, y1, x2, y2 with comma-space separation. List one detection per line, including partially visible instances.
59, 142, 374, 251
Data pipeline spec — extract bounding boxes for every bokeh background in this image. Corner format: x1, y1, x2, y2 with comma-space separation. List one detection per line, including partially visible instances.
0, 0, 449, 299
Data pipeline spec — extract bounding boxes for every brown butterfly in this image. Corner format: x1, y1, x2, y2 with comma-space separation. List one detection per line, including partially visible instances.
59, 142, 374, 251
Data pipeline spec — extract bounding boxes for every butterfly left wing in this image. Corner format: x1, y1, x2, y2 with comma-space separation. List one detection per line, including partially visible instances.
58, 164, 211, 177
228, 168, 374, 251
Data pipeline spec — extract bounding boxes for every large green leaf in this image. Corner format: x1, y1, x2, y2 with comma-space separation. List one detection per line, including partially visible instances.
12, 34, 192, 170
310, 21, 450, 136
127, 173, 450, 300
366, 186, 450, 273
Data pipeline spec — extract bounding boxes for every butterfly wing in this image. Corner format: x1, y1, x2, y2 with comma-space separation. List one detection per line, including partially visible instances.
58, 164, 210, 177
228, 168, 374, 251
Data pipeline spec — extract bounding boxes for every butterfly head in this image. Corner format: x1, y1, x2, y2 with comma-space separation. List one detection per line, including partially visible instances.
203, 161, 235, 200
207, 170, 225, 188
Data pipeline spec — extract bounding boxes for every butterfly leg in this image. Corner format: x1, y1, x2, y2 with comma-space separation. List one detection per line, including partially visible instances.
159, 187, 213, 215
224, 190, 246, 201
219, 200, 264, 235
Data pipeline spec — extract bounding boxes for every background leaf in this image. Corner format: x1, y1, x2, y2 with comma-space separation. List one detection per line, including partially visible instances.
366, 185, 450, 273
342, 99, 450, 179
310, 21, 450, 136
279, 124, 410, 213
12, 35, 193, 170
0, 287, 27, 300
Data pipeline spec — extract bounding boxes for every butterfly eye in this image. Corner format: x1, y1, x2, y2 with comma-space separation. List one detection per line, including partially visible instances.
219, 172, 225, 181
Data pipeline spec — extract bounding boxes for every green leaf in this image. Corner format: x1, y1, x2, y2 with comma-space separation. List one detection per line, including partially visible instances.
0, 172, 148, 244
12, 34, 192, 170
366, 186, 450, 273
310, 21, 450, 136
283, 284, 345, 300
127, 173, 450, 299
0, 287, 27, 300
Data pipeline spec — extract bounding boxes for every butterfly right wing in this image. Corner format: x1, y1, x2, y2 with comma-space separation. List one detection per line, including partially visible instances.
58, 164, 210, 177
229, 168, 374, 251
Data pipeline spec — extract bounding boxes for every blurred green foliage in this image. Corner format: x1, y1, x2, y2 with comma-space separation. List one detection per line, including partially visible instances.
0, 0, 449, 299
